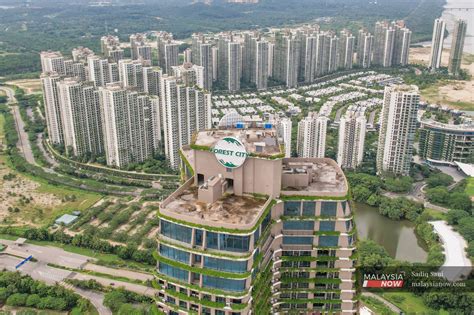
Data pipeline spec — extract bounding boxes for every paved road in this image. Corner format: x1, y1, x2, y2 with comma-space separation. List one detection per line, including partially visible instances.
1, 239, 91, 269
0, 86, 37, 165
0, 255, 72, 285
61, 279, 112, 315
84, 262, 154, 282
430, 221, 472, 281
72, 273, 159, 297
0, 86, 16, 103
0, 255, 111, 315
362, 292, 402, 314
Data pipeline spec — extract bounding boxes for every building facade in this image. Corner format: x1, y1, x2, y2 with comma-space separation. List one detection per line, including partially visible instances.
297, 112, 328, 158
429, 19, 446, 70
337, 107, 366, 169
448, 19, 467, 75
419, 120, 474, 164
154, 124, 356, 314
376, 85, 419, 175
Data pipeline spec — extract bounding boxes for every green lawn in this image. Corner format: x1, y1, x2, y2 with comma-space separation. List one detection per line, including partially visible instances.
420, 83, 474, 111
423, 208, 447, 221
382, 292, 449, 314
1, 111, 103, 226
26, 239, 154, 272
360, 295, 397, 315
465, 177, 474, 197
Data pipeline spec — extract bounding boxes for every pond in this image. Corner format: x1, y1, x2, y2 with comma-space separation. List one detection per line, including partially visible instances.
353, 202, 428, 263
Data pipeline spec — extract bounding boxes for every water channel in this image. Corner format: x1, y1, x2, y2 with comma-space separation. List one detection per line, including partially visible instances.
353, 202, 428, 263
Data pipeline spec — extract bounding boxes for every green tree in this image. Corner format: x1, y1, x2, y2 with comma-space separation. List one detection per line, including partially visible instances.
426, 186, 449, 205
450, 192, 472, 211
426, 173, 454, 188
6, 293, 28, 306
457, 217, 474, 242
26, 294, 41, 307
446, 209, 470, 225
357, 240, 394, 267
104, 290, 127, 313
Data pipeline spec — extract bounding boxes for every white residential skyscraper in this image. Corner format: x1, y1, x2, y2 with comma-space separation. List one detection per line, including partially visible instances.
40, 51, 67, 75
118, 59, 144, 91
172, 63, 205, 89
130, 33, 153, 66
448, 19, 467, 76
160, 76, 212, 169
337, 107, 366, 169
377, 85, 419, 175
429, 19, 446, 70
297, 112, 328, 158
254, 40, 269, 90
356, 30, 373, 68
276, 118, 292, 158
99, 84, 155, 167
41, 72, 64, 145
57, 78, 103, 157
338, 30, 355, 70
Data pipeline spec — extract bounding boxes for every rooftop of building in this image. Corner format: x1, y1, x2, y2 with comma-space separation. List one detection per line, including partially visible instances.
421, 119, 474, 132
193, 126, 283, 157
280, 158, 348, 196
160, 183, 268, 228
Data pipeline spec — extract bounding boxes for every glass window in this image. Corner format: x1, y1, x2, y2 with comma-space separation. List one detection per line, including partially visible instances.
204, 256, 248, 273
159, 244, 189, 264
319, 236, 339, 247
341, 201, 347, 215
161, 220, 192, 244
345, 220, 352, 232
284, 201, 301, 216
220, 234, 250, 252
195, 229, 203, 246
206, 232, 250, 253
206, 232, 219, 249
282, 236, 313, 245
253, 227, 260, 245
159, 262, 189, 281
283, 220, 314, 230
202, 275, 246, 292
261, 211, 271, 231
319, 221, 335, 231
302, 201, 315, 216
320, 202, 337, 216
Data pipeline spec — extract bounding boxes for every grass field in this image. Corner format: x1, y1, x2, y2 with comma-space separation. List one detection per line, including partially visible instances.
26, 239, 154, 272
465, 177, 474, 197
420, 82, 474, 111
0, 112, 103, 227
424, 208, 447, 221
382, 292, 449, 314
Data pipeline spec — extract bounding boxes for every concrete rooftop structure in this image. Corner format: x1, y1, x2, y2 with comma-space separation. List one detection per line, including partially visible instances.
194, 128, 282, 157
281, 158, 348, 195
162, 184, 267, 226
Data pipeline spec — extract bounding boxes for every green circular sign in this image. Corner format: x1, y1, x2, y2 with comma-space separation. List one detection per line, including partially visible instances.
210, 137, 248, 168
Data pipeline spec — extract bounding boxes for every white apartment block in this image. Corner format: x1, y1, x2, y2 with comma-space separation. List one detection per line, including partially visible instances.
429, 19, 446, 69
41, 72, 64, 144
337, 108, 366, 169
40, 51, 67, 75
57, 78, 103, 157
118, 59, 144, 91
297, 112, 328, 158
376, 85, 419, 175
160, 76, 212, 169
356, 30, 373, 68
99, 84, 155, 167
276, 118, 292, 158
